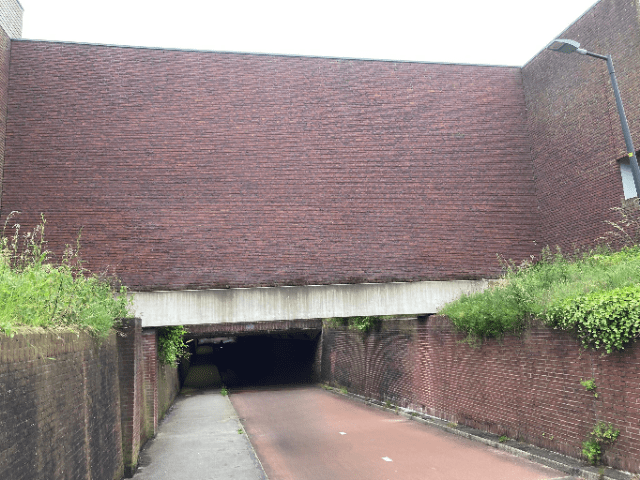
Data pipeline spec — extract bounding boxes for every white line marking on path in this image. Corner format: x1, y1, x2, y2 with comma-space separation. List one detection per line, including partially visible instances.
339, 432, 346, 435
382, 457, 393, 462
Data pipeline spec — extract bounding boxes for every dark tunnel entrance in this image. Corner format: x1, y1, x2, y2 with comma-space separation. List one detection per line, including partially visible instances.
180, 330, 322, 390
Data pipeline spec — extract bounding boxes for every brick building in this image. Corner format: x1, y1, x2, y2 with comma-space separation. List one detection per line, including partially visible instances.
0, 0, 637, 323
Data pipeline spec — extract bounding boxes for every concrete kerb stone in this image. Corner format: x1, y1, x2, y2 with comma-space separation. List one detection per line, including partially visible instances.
320, 385, 637, 480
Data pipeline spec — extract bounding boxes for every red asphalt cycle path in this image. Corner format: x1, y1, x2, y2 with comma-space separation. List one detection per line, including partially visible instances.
230, 385, 572, 480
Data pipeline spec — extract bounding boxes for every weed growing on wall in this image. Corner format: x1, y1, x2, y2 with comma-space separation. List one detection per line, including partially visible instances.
580, 378, 598, 398
0, 213, 132, 337
601, 204, 640, 247
157, 325, 190, 365
324, 316, 380, 333
582, 422, 620, 465
439, 246, 640, 352
323, 315, 414, 333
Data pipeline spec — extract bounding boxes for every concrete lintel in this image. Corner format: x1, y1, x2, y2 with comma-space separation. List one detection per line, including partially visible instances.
133, 280, 489, 328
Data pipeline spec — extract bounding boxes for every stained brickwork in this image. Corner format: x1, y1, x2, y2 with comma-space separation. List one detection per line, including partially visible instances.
523, 0, 640, 251
0, 331, 124, 480
320, 317, 640, 473
0, 42, 541, 290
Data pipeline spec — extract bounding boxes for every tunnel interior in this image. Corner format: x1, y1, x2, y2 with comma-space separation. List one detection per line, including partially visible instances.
180, 330, 321, 389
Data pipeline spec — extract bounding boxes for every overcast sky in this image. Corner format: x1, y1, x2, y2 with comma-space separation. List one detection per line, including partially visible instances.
17, 0, 598, 66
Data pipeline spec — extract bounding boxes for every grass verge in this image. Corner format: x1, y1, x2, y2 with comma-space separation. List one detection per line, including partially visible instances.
0, 214, 131, 337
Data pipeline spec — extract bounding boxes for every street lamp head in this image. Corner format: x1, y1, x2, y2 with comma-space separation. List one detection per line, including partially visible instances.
547, 39, 586, 55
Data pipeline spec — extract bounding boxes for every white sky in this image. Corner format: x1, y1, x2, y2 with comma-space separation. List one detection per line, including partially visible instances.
17, 0, 599, 66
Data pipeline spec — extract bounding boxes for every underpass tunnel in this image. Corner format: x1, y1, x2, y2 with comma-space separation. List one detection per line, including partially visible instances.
180, 329, 322, 390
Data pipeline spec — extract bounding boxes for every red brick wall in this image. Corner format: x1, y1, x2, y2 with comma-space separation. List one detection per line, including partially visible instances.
139, 328, 180, 445
116, 318, 143, 477
0, 42, 540, 290
320, 317, 640, 473
158, 360, 180, 421
141, 329, 158, 446
0, 322, 179, 480
0, 25, 10, 213
523, 0, 640, 251
0, 331, 125, 480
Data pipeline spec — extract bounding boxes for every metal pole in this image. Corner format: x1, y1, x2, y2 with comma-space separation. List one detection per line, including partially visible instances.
584, 50, 640, 200
604, 55, 640, 201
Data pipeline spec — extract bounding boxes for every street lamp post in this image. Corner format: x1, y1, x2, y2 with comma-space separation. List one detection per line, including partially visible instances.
548, 38, 640, 202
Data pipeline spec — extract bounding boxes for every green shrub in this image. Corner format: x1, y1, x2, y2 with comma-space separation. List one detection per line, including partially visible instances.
439, 246, 640, 350
348, 316, 381, 333
0, 214, 131, 337
546, 285, 640, 353
582, 439, 601, 465
157, 325, 190, 365
439, 282, 528, 340
323, 315, 383, 333
582, 422, 619, 465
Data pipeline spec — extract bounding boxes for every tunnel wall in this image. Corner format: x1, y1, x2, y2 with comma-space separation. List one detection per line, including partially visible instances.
158, 352, 181, 421
523, 0, 640, 251
320, 317, 640, 473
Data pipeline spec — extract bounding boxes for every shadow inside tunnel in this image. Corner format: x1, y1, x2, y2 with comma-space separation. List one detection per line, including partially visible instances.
181, 333, 319, 391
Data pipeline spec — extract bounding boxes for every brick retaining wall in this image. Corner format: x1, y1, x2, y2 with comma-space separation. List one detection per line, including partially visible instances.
0, 331, 124, 480
0, 323, 180, 480
320, 317, 640, 472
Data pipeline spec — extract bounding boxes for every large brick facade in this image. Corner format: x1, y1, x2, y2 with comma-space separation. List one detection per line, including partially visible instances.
523, 0, 640, 250
2, 2, 639, 290
321, 317, 640, 473
0, 3, 637, 291
0, 42, 541, 290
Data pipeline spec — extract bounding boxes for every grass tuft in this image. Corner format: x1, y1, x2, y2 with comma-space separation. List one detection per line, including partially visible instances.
0, 213, 132, 337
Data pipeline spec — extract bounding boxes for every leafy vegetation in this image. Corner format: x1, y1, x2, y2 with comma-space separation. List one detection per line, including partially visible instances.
157, 325, 190, 365
322, 315, 418, 333
0, 214, 131, 337
324, 315, 381, 332
546, 283, 640, 353
439, 245, 640, 352
582, 422, 620, 465
580, 378, 598, 398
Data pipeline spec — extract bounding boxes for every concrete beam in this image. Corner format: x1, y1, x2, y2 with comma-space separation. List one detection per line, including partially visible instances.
133, 280, 489, 328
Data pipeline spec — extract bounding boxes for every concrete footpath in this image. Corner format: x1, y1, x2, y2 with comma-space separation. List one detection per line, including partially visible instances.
132, 388, 267, 480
